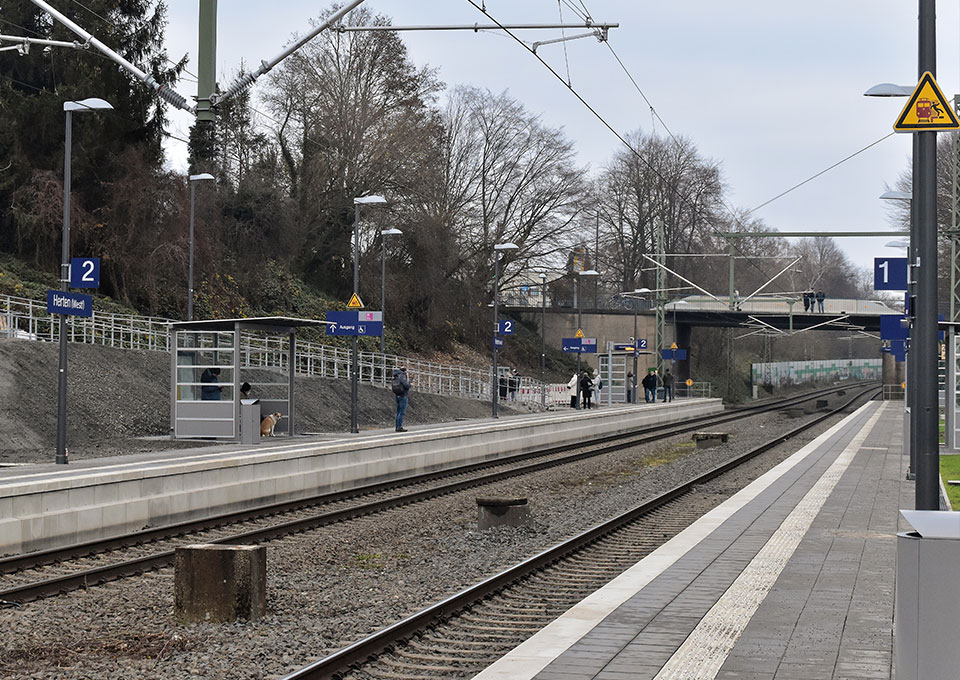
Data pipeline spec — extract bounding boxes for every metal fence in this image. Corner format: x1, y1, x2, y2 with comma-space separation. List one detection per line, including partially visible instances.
1, 293, 561, 408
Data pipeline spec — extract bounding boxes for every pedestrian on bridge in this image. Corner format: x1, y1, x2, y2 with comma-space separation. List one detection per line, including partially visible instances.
802, 291, 811, 313
816, 290, 825, 313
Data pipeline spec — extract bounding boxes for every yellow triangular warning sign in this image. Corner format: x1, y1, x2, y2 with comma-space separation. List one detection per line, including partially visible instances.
347, 293, 364, 309
670, 342, 678, 349
894, 72, 960, 132
575, 328, 584, 338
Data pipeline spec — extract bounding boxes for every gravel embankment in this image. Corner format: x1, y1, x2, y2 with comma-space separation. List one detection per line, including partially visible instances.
0, 396, 863, 680
0, 338, 518, 464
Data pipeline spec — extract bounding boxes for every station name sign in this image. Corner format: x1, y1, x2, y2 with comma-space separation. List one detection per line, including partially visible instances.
46, 290, 93, 317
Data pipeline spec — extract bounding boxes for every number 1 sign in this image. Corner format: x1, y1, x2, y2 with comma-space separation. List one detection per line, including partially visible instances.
873, 257, 907, 291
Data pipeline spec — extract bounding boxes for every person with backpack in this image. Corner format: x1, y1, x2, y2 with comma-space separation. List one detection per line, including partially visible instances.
641, 370, 658, 403
579, 370, 594, 409
391, 366, 411, 432
592, 370, 603, 406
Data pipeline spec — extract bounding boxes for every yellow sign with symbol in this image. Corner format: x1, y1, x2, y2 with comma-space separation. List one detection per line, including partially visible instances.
670, 342, 678, 350
894, 72, 959, 132
347, 293, 364, 309
575, 328, 584, 338
686, 378, 693, 387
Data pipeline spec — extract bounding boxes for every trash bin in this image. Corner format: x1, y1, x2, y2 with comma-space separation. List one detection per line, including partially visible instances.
896, 510, 960, 679
240, 399, 261, 445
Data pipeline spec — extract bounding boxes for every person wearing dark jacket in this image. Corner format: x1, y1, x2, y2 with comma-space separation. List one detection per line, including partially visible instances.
662, 369, 675, 402
392, 366, 411, 432
200, 368, 222, 400
579, 371, 594, 409
642, 371, 658, 403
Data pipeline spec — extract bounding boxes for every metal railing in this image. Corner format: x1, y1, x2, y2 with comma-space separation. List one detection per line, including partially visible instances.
1, 293, 556, 408
882, 384, 905, 400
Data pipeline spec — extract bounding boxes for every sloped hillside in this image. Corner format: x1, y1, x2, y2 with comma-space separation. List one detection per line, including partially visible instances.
0, 338, 513, 465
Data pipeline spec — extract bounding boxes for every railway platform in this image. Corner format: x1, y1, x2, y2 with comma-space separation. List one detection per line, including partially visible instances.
475, 399, 909, 680
0, 397, 721, 556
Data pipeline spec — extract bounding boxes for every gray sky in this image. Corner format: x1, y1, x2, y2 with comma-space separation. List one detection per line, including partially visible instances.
162, 1, 960, 276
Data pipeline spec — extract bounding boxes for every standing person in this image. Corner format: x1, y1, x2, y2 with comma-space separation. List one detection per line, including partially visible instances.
580, 370, 594, 410
802, 291, 810, 313
662, 368, 675, 402
200, 367, 223, 400
816, 290, 825, 313
567, 372, 579, 408
508, 368, 520, 402
391, 366, 411, 432
626, 371, 634, 403
642, 370, 658, 403
592, 370, 603, 406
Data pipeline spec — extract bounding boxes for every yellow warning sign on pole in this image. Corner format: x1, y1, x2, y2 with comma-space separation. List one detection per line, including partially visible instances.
670, 342, 678, 350
894, 72, 960, 132
575, 328, 584, 338
347, 293, 364, 309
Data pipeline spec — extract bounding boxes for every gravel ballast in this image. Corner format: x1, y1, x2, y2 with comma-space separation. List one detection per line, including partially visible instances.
0, 391, 868, 679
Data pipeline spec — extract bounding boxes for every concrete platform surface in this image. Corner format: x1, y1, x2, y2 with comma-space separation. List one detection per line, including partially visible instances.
0, 398, 721, 556
475, 399, 909, 680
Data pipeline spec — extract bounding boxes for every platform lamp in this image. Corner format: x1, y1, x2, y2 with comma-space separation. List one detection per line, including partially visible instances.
187, 173, 215, 322
492, 242, 519, 418
56, 97, 112, 465
380, 228, 402, 356
622, 287, 651, 403
351, 194, 388, 434
539, 272, 547, 407
577, 269, 600, 408
881, 189, 915, 481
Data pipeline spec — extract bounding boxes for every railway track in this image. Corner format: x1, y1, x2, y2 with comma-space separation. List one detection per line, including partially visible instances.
0, 383, 873, 606
279, 385, 879, 680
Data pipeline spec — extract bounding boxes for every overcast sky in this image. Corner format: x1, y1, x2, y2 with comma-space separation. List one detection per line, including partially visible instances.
161, 1, 960, 276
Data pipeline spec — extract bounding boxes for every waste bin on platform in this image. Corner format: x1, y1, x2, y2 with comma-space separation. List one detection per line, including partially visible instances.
240, 399, 261, 445
896, 510, 960, 679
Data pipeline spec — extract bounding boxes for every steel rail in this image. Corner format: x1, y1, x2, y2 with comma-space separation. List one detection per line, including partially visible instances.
0, 384, 872, 605
279, 386, 878, 680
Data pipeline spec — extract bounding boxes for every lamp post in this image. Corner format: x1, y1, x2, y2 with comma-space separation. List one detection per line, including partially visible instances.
492, 242, 519, 418
56, 97, 112, 465
577, 269, 599, 408
187, 173, 215, 321
351, 194, 387, 434
380, 228, 402, 355
624, 287, 650, 403
539, 272, 547, 407
881, 190, 915, 481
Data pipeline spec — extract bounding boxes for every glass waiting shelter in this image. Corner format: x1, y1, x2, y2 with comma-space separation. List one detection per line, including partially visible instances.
169, 317, 328, 441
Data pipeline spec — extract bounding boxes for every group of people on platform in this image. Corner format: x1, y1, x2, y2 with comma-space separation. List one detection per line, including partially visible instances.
567, 367, 675, 408
802, 289, 826, 313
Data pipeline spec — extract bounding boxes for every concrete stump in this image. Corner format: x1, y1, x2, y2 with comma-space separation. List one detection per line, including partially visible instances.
786, 407, 805, 418
816, 399, 829, 409
692, 432, 729, 449
477, 497, 530, 530
175, 544, 266, 623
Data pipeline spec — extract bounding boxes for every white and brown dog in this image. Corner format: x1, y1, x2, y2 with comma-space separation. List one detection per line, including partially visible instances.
260, 412, 283, 437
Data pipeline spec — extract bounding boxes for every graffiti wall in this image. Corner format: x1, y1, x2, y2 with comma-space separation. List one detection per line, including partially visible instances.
751, 359, 882, 388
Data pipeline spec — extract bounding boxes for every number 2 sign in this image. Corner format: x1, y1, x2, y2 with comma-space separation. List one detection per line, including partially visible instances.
70, 257, 100, 289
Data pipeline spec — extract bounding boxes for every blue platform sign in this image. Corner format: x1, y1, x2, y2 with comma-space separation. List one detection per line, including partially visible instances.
562, 337, 597, 353
70, 257, 100, 288
880, 314, 909, 341
326, 310, 383, 336
874, 257, 908, 291
661, 349, 688, 361
46, 289, 93, 317
498, 319, 515, 335
493, 337, 504, 349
